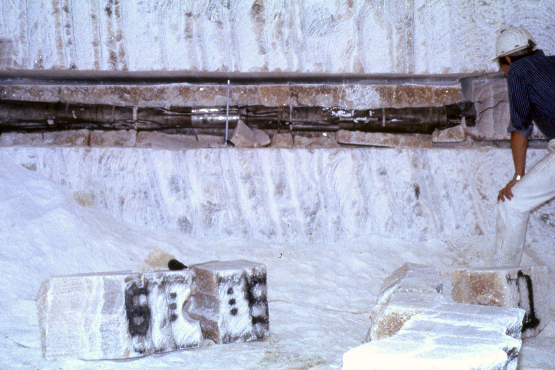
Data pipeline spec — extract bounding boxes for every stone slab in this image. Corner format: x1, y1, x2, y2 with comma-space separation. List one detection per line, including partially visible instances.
90, 130, 137, 147
270, 133, 293, 148
190, 260, 270, 344
337, 130, 432, 148
368, 291, 447, 341
450, 266, 550, 338
42, 130, 90, 147
230, 120, 256, 148
37, 270, 202, 360
344, 334, 515, 370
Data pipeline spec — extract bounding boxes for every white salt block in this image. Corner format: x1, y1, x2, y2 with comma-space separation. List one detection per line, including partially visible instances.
376, 263, 443, 307
450, 266, 549, 338
345, 309, 524, 370
368, 291, 448, 341
414, 306, 524, 340
190, 260, 270, 344
344, 335, 511, 370
37, 270, 202, 360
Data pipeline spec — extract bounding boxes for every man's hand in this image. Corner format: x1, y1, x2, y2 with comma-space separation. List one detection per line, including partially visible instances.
498, 178, 519, 202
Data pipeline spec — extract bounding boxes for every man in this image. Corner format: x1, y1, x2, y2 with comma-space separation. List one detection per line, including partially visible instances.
493, 27, 555, 266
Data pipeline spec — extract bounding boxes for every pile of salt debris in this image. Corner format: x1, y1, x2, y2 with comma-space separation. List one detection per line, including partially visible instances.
37, 258, 269, 360
343, 263, 549, 370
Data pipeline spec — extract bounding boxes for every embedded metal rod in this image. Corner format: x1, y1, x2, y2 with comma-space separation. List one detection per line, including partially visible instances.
225, 80, 230, 143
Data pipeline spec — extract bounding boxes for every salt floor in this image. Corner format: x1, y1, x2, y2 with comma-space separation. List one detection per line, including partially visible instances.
0, 152, 554, 369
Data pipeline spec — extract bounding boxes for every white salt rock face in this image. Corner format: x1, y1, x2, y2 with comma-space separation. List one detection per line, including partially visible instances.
37, 270, 202, 360
189, 260, 269, 344
450, 266, 549, 338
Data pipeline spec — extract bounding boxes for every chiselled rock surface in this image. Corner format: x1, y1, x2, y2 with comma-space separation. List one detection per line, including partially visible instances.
4, 146, 555, 245
36, 270, 202, 360
450, 266, 550, 338
136, 131, 200, 150
293, 134, 340, 148
3, 1, 554, 73
190, 260, 270, 344
337, 130, 432, 148
270, 133, 293, 148
90, 130, 137, 147
42, 130, 90, 147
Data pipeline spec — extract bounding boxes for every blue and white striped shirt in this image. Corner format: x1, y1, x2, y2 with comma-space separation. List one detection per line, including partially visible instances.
507, 50, 555, 140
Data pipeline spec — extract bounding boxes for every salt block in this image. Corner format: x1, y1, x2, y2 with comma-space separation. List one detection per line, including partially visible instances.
190, 260, 269, 344
231, 120, 256, 148
343, 333, 515, 370
37, 270, 202, 360
369, 264, 443, 337
450, 266, 549, 337
368, 291, 447, 341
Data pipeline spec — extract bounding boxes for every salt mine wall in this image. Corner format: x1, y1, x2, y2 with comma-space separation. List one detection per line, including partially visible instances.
1, 0, 554, 74
3, 146, 554, 249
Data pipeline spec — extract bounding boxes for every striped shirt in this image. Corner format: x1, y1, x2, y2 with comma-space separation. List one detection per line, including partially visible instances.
507, 50, 555, 140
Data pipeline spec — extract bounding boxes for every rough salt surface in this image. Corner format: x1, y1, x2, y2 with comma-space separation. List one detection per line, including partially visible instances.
2, 146, 554, 250
2, 1, 554, 73
1, 148, 554, 369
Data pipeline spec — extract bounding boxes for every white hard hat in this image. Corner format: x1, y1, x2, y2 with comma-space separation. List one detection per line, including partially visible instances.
494, 27, 535, 60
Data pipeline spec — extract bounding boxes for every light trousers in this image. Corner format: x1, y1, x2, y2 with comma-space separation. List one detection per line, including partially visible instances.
493, 139, 555, 266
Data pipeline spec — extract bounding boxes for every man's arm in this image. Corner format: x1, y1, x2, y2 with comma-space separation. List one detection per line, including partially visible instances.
498, 131, 528, 202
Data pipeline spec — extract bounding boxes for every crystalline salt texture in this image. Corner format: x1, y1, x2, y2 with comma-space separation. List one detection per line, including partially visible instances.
369, 263, 444, 336
450, 266, 549, 338
343, 333, 511, 370
37, 270, 202, 360
368, 291, 447, 341
190, 260, 270, 344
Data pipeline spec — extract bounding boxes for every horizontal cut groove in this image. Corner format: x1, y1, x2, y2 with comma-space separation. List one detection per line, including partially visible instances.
0, 100, 476, 134
0, 70, 501, 86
